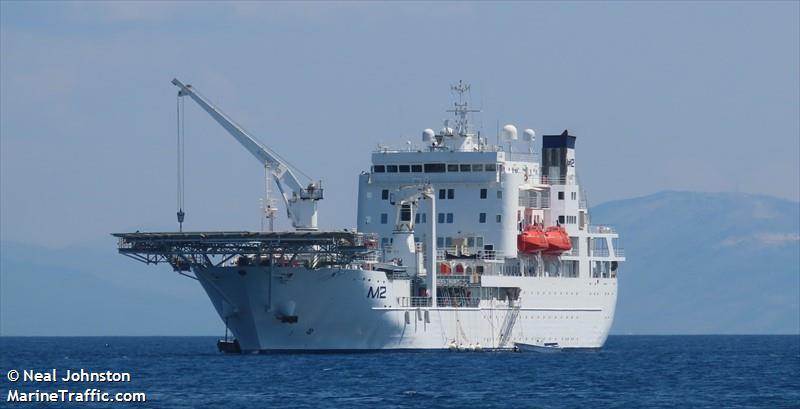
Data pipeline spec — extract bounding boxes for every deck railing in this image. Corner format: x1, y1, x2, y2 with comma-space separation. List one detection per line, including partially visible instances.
396, 297, 432, 307
589, 225, 616, 234
436, 296, 480, 308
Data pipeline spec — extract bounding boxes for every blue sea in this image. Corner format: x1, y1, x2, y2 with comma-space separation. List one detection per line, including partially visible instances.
1, 336, 798, 408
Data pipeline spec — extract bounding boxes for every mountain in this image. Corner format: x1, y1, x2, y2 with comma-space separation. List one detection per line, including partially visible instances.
1, 191, 798, 336
591, 191, 800, 334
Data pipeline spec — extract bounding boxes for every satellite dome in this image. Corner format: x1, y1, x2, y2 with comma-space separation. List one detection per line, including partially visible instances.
502, 124, 518, 141
422, 128, 435, 142
523, 129, 536, 141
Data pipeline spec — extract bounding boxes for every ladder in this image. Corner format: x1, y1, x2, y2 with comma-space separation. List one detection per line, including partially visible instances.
498, 302, 521, 348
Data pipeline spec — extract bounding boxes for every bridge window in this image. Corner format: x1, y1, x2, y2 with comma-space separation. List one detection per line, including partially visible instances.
387, 165, 398, 173
558, 191, 564, 200
399, 165, 410, 173
460, 164, 471, 172
496, 214, 502, 223
485, 163, 497, 171
438, 213, 445, 224
373, 165, 385, 173
558, 215, 565, 224
472, 164, 484, 172
424, 163, 446, 173
447, 189, 455, 199
415, 213, 427, 224
411, 164, 423, 173
448, 164, 459, 172
479, 213, 487, 223
497, 190, 502, 199
381, 189, 389, 200
380, 213, 388, 224
446, 213, 454, 223
439, 189, 446, 200
480, 189, 487, 199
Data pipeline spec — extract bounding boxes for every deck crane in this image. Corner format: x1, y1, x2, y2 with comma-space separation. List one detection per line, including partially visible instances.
388, 184, 438, 307
172, 78, 323, 231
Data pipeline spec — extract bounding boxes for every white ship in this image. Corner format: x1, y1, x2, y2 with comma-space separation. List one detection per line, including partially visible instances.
115, 79, 625, 352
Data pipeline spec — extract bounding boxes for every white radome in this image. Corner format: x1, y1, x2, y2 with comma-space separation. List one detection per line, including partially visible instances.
524, 128, 536, 141
503, 124, 518, 140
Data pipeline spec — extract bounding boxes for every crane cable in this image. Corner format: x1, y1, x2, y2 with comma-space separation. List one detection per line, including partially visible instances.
177, 94, 186, 231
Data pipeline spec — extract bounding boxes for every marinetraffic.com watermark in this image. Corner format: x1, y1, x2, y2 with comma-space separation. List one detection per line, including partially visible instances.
4, 369, 146, 404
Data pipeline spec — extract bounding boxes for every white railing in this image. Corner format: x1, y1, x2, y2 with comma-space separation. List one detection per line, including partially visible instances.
435, 249, 504, 261
506, 152, 538, 162
436, 296, 480, 308
589, 225, 616, 234
396, 297, 432, 307
539, 174, 578, 186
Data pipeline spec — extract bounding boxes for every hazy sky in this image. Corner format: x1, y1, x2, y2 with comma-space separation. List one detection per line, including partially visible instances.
2, 1, 798, 247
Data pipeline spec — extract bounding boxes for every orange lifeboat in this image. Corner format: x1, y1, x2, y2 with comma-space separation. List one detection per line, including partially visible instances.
544, 226, 571, 254
517, 225, 548, 253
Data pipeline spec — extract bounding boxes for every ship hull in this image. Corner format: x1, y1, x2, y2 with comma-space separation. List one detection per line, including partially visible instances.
195, 265, 617, 352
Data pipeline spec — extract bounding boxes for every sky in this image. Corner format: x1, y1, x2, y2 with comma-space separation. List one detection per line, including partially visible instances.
1, 1, 799, 248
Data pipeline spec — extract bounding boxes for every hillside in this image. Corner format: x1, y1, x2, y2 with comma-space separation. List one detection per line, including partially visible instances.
592, 191, 799, 334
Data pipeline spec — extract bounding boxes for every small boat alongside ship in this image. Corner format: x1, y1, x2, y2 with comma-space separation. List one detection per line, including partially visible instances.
515, 342, 563, 353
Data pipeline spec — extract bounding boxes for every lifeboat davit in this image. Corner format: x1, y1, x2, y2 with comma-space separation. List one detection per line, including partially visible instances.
517, 225, 548, 253
544, 226, 571, 254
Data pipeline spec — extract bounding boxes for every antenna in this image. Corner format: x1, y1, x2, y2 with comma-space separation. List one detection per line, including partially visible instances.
446, 80, 479, 137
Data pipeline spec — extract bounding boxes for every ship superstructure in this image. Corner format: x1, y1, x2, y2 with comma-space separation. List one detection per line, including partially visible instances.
115, 80, 625, 352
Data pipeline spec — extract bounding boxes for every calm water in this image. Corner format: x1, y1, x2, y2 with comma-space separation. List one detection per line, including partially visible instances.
1, 336, 798, 408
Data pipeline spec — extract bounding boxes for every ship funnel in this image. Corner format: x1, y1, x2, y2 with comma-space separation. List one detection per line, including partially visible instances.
541, 129, 577, 185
